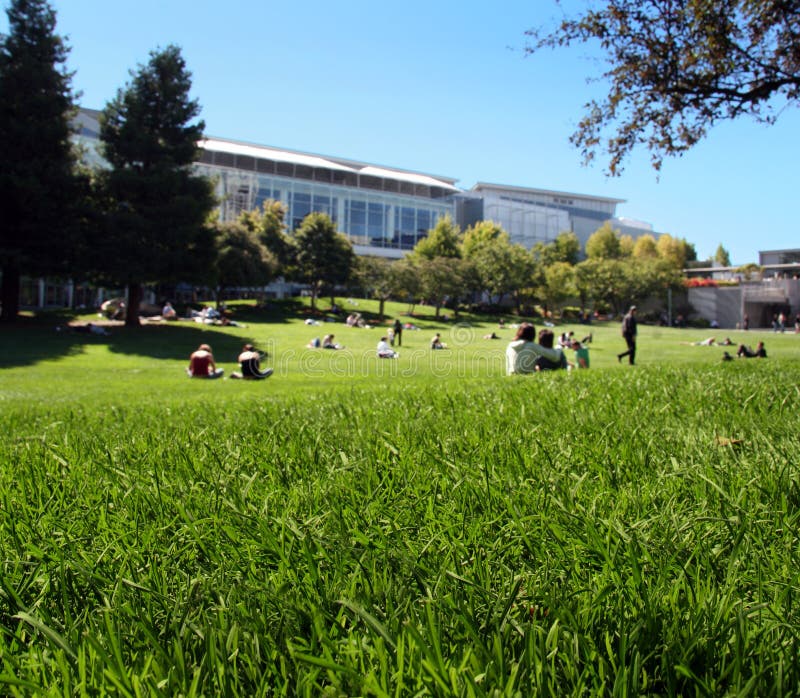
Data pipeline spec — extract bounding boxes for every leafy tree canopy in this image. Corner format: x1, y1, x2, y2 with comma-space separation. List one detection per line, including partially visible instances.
354, 255, 410, 320
416, 256, 468, 318
239, 199, 292, 267
633, 234, 659, 259
585, 222, 622, 259
527, 0, 800, 174
460, 220, 506, 258
619, 234, 635, 258
411, 215, 461, 260
656, 233, 693, 269
460, 221, 533, 304
292, 212, 355, 310
542, 260, 576, 311
210, 219, 277, 305
535, 231, 582, 266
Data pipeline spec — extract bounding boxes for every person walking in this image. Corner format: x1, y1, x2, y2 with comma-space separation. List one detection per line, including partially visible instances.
393, 318, 403, 347
618, 305, 638, 365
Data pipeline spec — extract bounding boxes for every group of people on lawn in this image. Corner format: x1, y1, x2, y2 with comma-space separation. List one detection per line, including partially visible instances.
187, 343, 273, 380
506, 324, 590, 374
187, 303, 769, 379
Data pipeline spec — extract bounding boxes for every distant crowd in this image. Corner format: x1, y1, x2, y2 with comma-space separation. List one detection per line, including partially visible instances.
176, 302, 774, 382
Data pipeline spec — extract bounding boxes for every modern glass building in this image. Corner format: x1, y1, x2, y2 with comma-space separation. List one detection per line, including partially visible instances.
194, 138, 459, 259
77, 108, 460, 260
76, 108, 657, 259
15, 109, 666, 309
460, 182, 655, 251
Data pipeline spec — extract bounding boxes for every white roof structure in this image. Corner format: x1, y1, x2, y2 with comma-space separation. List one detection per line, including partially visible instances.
472, 181, 625, 206
358, 165, 460, 192
200, 137, 358, 173
200, 136, 460, 192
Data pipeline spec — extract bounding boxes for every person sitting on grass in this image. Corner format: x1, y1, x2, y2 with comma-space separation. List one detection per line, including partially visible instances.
505, 323, 565, 375
737, 341, 767, 358
558, 331, 574, 348
322, 334, 343, 349
431, 333, 447, 350
230, 343, 273, 380
100, 297, 125, 319
162, 301, 178, 320
571, 340, 590, 368
534, 329, 568, 371
187, 344, 224, 378
377, 337, 399, 359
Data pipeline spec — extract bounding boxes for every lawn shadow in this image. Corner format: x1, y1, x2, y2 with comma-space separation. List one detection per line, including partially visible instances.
0, 312, 269, 368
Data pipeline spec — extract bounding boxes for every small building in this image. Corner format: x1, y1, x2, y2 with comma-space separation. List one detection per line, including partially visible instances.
458, 182, 659, 251
685, 252, 800, 328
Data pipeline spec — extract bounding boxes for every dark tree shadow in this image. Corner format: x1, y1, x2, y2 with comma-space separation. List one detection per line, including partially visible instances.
0, 311, 267, 369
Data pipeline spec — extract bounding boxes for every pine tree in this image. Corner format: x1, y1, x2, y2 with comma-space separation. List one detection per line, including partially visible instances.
95, 45, 215, 326
0, 0, 79, 322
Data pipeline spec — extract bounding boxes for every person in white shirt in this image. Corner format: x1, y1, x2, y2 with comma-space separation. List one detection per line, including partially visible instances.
506, 323, 565, 375
377, 337, 398, 358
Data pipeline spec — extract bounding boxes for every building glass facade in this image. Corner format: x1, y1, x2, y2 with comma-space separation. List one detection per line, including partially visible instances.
195, 143, 457, 256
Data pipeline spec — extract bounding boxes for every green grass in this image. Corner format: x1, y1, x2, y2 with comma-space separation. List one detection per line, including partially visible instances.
1, 299, 799, 695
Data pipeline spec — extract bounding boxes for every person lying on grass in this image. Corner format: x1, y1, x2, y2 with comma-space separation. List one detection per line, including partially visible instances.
737, 341, 767, 358
231, 344, 273, 380
187, 344, 224, 378
681, 336, 717, 346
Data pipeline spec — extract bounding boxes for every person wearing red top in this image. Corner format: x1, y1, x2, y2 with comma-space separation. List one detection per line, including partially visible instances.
187, 344, 224, 378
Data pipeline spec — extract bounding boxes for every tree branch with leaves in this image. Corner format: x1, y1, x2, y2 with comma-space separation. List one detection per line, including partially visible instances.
527, 0, 800, 174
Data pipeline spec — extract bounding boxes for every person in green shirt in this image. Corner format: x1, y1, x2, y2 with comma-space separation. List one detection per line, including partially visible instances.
571, 340, 590, 368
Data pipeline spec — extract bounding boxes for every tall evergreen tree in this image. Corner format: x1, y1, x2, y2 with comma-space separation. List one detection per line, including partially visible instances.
714, 244, 731, 267
0, 0, 79, 322
95, 45, 215, 326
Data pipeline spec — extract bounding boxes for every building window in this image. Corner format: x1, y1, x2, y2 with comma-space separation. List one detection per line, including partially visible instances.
290, 191, 311, 229
347, 200, 367, 241
368, 202, 387, 244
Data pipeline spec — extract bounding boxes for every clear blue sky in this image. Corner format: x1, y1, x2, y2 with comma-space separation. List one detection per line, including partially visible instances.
5, 0, 798, 265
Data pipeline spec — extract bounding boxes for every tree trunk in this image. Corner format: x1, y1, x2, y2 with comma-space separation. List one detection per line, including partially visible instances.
125, 283, 142, 327
378, 298, 385, 320
0, 264, 21, 323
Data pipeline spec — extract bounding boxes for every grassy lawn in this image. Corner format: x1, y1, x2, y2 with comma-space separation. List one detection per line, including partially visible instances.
1, 299, 798, 695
